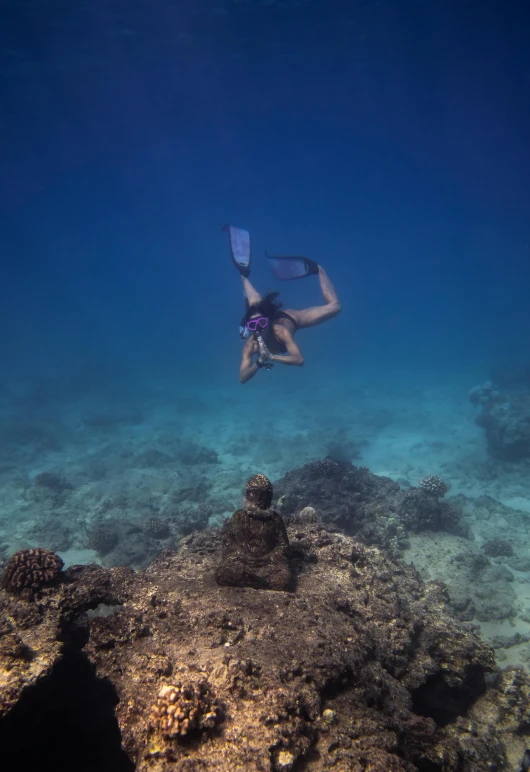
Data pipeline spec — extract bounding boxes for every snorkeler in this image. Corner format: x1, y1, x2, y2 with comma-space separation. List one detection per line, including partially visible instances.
223, 225, 341, 384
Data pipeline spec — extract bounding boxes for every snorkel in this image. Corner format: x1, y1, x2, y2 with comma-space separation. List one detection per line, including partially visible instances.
239, 315, 269, 340
239, 315, 274, 368
249, 318, 273, 368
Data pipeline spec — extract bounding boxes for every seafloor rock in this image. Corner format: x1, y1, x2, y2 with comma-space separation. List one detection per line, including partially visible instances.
30, 469, 74, 506
274, 459, 461, 550
33, 470, 73, 494
405, 534, 518, 623
470, 382, 530, 460
2, 524, 530, 770
482, 537, 514, 558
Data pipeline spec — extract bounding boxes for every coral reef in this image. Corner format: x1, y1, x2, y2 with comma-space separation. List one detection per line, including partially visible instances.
470, 381, 530, 460
149, 681, 223, 739
1, 547, 64, 598
482, 537, 514, 558
2, 526, 530, 769
419, 475, 448, 498
176, 503, 213, 535
399, 489, 461, 532
88, 525, 119, 555
296, 505, 318, 523
145, 518, 170, 539
216, 474, 291, 590
31, 470, 73, 505
274, 459, 461, 548
469, 381, 503, 407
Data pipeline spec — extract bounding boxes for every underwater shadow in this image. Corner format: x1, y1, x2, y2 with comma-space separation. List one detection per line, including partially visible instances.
0, 649, 134, 772
410, 663, 486, 727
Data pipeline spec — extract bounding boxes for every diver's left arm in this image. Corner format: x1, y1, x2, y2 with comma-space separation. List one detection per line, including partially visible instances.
269, 328, 304, 366
239, 337, 260, 384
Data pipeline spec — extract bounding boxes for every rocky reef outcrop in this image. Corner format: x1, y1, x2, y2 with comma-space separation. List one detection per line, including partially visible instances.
470, 382, 530, 460
274, 458, 461, 551
2, 520, 530, 771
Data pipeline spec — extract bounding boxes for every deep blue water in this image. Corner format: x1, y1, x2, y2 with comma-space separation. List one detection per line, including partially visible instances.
1, 0, 529, 399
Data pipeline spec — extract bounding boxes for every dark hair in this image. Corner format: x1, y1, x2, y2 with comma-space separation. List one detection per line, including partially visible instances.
241, 292, 283, 327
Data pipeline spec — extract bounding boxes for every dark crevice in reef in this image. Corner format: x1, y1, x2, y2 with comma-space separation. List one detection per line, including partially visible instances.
413, 761, 445, 772
0, 649, 134, 772
411, 664, 486, 727
321, 667, 355, 700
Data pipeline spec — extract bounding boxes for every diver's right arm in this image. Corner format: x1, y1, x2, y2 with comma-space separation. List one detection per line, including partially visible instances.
239, 338, 260, 384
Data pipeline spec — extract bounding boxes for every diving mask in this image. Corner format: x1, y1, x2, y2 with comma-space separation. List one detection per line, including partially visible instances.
246, 316, 269, 332
239, 315, 269, 340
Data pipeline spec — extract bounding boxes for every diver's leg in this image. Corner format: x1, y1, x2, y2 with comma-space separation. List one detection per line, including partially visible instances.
242, 276, 262, 306
285, 266, 341, 329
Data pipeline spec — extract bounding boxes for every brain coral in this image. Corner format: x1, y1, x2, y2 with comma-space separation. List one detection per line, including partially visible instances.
1, 547, 64, 597
149, 681, 222, 739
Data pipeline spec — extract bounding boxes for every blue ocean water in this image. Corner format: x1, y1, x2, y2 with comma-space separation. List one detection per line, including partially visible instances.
1, 0, 530, 663
2, 0, 529, 390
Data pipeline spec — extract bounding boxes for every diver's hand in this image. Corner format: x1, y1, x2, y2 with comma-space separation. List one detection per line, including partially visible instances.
257, 357, 274, 371
258, 352, 274, 370
256, 334, 272, 362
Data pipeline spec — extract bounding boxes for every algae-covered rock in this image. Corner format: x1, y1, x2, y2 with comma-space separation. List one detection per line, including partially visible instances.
2, 522, 527, 770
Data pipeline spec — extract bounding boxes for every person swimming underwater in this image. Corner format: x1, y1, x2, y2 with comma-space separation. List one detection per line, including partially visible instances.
223, 225, 341, 384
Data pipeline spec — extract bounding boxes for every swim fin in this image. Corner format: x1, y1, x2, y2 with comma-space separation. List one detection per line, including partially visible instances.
222, 225, 251, 277
266, 252, 319, 281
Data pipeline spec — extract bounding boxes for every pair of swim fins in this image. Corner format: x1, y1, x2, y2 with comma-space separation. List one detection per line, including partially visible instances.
222, 224, 318, 280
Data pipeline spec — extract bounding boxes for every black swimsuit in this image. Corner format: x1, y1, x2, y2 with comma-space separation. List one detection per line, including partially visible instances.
274, 311, 297, 329
267, 311, 297, 355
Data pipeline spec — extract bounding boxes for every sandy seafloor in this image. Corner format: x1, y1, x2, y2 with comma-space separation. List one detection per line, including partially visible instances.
1, 368, 530, 671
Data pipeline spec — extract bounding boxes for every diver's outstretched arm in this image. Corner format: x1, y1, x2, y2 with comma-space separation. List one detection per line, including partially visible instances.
239, 337, 260, 384
270, 327, 304, 366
